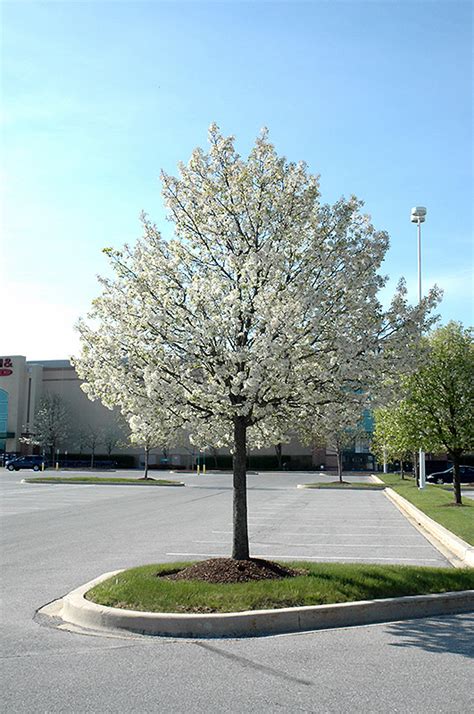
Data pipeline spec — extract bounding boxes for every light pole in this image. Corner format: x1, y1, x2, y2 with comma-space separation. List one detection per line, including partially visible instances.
411, 206, 427, 489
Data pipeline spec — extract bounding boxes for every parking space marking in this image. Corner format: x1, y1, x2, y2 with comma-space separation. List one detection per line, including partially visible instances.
195, 540, 432, 549
167, 551, 442, 563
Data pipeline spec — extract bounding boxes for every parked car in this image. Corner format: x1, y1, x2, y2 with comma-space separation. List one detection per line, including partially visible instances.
427, 465, 474, 484
5, 455, 46, 472
2, 452, 18, 467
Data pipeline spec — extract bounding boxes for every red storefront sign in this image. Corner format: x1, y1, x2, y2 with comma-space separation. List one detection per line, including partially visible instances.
0, 358, 13, 376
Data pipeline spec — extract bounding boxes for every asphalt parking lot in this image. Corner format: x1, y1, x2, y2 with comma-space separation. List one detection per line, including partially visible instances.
1, 468, 472, 713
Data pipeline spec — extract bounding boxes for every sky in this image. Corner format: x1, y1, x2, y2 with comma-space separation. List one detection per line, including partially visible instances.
1, 0, 472, 360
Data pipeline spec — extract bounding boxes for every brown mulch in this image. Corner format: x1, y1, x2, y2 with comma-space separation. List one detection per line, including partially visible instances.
158, 558, 302, 584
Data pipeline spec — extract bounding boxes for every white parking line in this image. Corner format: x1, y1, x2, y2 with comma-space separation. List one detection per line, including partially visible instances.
195, 540, 432, 549
234, 520, 405, 525
167, 551, 442, 563
212, 529, 414, 535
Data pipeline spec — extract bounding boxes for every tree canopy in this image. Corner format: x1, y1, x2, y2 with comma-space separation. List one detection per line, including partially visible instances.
404, 322, 473, 503
373, 322, 473, 502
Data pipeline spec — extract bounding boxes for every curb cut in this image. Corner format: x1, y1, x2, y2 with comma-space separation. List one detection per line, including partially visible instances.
384, 488, 474, 568
48, 571, 474, 639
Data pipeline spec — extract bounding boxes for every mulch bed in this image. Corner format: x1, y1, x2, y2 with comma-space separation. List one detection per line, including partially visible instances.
158, 558, 302, 584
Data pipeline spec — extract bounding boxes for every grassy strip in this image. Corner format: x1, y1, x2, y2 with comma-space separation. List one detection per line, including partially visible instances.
24, 477, 184, 486
86, 561, 474, 614
442, 485, 474, 491
379, 474, 474, 545
301, 482, 385, 490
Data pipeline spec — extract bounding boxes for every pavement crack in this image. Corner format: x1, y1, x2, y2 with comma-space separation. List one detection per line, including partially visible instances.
193, 641, 313, 686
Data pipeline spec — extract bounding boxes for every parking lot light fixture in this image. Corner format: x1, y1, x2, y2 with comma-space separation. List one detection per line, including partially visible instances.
411, 206, 427, 489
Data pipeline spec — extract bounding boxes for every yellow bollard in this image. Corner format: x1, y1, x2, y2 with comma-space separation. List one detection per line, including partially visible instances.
203, 464, 206, 475
41, 462, 45, 472
197, 464, 200, 475
56, 462, 59, 470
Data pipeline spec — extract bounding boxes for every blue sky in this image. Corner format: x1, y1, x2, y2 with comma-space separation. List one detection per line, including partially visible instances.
2, 0, 472, 359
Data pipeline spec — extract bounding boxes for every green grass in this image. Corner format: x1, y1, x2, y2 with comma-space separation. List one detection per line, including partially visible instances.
302, 482, 385, 490
379, 474, 474, 545
86, 561, 474, 614
24, 477, 184, 486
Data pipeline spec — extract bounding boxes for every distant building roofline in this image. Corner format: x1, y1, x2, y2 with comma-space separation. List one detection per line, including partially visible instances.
26, 359, 73, 368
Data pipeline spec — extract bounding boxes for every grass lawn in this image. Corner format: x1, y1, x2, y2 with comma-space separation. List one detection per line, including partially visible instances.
86, 561, 474, 614
301, 482, 385, 490
380, 474, 474, 545
24, 477, 184, 486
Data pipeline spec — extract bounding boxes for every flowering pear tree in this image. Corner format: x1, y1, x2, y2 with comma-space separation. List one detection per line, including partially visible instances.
75, 125, 440, 559
128, 411, 183, 479
32, 393, 70, 462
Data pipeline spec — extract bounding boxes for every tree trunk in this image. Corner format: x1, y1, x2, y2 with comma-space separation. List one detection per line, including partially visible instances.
144, 446, 149, 479
90, 448, 95, 469
412, 451, 418, 484
337, 449, 343, 482
275, 443, 283, 470
399, 456, 404, 480
232, 416, 250, 560
451, 452, 463, 506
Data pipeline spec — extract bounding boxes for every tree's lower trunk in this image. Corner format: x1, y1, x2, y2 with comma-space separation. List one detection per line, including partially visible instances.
90, 449, 95, 469
451, 452, 463, 505
337, 449, 343, 482
412, 451, 418, 484
143, 447, 149, 479
275, 443, 283, 470
399, 456, 404, 480
232, 416, 249, 560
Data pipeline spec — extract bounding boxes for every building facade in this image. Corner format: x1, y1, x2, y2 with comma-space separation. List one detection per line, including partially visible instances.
0, 354, 375, 470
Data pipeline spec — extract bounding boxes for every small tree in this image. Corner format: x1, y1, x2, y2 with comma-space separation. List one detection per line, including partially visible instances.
304, 400, 369, 482
79, 426, 103, 469
128, 413, 177, 479
33, 394, 70, 461
372, 401, 419, 479
403, 322, 474, 505
102, 427, 123, 457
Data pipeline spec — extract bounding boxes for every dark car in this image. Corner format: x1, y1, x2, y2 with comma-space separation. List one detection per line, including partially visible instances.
427, 465, 474, 485
5, 455, 46, 472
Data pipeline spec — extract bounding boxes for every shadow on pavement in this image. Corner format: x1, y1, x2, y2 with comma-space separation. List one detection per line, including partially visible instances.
387, 614, 474, 659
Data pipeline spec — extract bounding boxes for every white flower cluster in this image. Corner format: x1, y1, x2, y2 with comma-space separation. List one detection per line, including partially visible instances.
74, 125, 441, 453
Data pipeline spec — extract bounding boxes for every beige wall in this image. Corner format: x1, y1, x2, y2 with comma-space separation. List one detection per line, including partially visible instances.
1, 355, 326, 468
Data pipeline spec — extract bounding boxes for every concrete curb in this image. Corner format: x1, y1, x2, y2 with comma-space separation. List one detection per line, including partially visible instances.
54, 571, 474, 639
385, 488, 474, 568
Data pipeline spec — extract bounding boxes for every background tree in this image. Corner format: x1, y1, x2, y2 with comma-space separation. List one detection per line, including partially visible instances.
402, 322, 473, 505
33, 393, 70, 461
75, 125, 440, 560
103, 425, 125, 457
372, 401, 419, 479
79, 425, 103, 469
128, 413, 178, 479
303, 398, 369, 482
